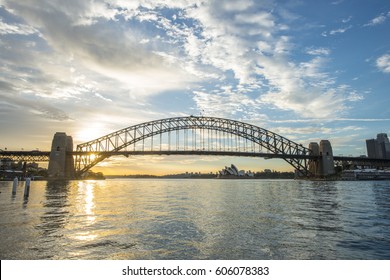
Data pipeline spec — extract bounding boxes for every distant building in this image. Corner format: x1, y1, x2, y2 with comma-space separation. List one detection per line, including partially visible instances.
377, 133, 390, 159
218, 164, 254, 177
366, 133, 390, 159
366, 139, 378, 158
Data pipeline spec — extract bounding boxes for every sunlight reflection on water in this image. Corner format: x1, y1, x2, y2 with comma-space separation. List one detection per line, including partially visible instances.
0, 179, 390, 260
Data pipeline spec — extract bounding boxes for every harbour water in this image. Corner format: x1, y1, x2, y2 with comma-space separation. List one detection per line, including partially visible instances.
0, 179, 389, 260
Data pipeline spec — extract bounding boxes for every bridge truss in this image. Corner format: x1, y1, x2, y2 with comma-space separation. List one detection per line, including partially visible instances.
75, 116, 315, 177
0, 151, 50, 162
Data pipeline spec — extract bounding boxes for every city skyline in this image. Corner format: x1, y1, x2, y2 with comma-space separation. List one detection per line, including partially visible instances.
1, 0, 389, 174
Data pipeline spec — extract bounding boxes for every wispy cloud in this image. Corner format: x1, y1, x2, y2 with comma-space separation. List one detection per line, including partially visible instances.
323, 25, 352, 36
331, 0, 344, 5
193, 86, 263, 119
0, 19, 38, 35
342, 16, 352, 23
364, 11, 390, 27
272, 125, 363, 137
0, 92, 70, 121
270, 118, 390, 124
306, 47, 331, 56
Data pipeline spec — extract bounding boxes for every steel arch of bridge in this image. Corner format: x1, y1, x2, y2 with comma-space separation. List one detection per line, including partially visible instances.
75, 116, 314, 177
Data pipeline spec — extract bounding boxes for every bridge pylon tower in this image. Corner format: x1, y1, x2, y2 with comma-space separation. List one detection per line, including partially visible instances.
47, 132, 75, 179
308, 140, 336, 177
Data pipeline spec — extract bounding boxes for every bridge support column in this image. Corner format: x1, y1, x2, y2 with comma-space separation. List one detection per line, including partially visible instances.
318, 140, 335, 177
308, 142, 320, 175
308, 140, 336, 177
48, 132, 75, 179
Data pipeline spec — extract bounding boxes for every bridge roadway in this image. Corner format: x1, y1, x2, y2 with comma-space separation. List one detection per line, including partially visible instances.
333, 155, 390, 168
0, 150, 317, 161
0, 150, 50, 162
1, 150, 390, 167
71, 150, 319, 160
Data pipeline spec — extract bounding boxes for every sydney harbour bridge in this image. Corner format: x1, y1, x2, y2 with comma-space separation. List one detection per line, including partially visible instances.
1, 116, 390, 179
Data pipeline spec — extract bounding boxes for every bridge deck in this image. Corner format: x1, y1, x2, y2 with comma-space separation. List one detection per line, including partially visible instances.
333, 156, 390, 167
0, 151, 50, 162
70, 150, 319, 160
1, 151, 390, 166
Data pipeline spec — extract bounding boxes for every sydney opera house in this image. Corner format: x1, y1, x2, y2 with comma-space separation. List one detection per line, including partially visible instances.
218, 164, 254, 178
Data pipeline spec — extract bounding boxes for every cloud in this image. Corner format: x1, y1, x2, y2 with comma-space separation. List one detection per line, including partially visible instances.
260, 87, 346, 119
321, 22, 353, 37
272, 125, 362, 136
347, 91, 364, 101
235, 12, 275, 28
364, 11, 390, 27
342, 16, 352, 23
0, 0, 364, 128
270, 118, 390, 124
0, 18, 38, 35
2, 0, 197, 98
254, 54, 359, 119
179, 2, 361, 119
193, 86, 263, 119
306, 47, 330, 56
0, 92, 70, 120
376, 54, 390, 73
329, 25, 352, 35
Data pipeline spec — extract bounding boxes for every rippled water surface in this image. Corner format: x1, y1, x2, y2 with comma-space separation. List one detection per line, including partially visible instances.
1, 179, 390, 259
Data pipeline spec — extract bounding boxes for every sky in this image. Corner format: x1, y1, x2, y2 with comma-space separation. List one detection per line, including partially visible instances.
0, 0, 389, 175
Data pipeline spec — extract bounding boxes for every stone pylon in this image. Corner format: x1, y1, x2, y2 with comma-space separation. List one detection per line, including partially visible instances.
308, 140, 335, 177
318, 140, 335, 176
47, 132, 75, 179
308, 142, 320, 175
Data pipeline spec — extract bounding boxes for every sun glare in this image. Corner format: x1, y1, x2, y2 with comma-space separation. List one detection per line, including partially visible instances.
76, 125, 107, 143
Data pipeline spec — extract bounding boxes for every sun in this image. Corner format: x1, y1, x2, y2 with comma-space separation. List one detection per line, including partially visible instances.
89, 154, 97, 161
76, 125, 107, 143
